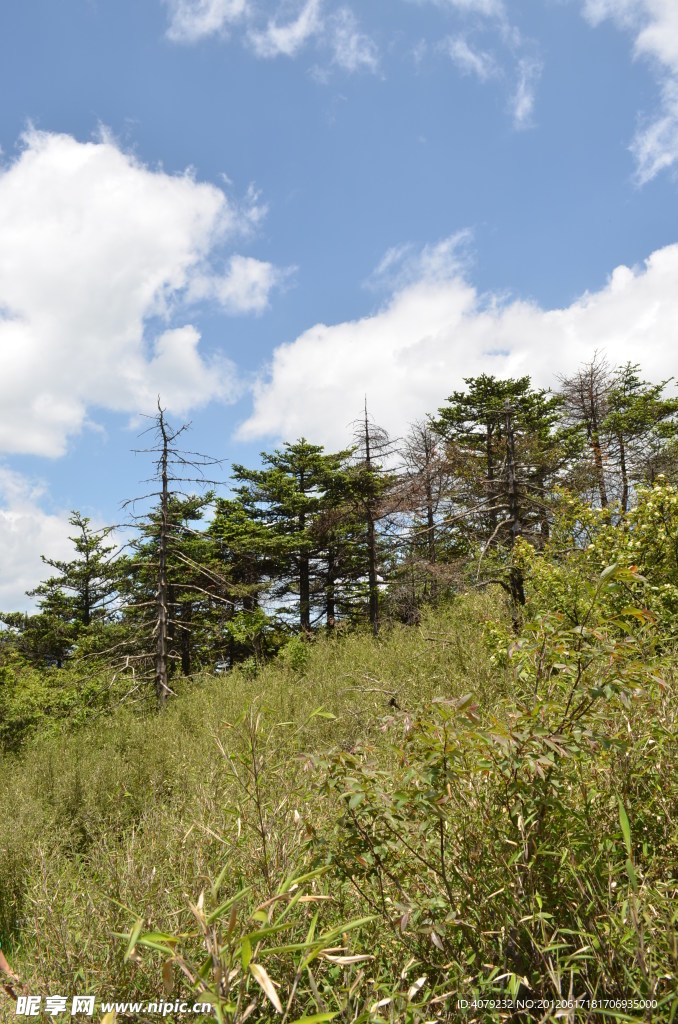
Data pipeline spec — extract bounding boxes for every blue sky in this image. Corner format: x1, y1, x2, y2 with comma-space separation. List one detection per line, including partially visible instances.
1, 0, 678, 608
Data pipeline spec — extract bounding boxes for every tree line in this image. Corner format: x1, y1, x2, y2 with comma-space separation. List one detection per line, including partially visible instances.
2, 354, 676, 704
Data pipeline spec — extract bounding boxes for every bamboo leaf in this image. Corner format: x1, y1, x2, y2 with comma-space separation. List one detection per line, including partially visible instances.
618, 797, 633, 860
249, 962, 283, 1013
407, 975, 427, 1001
124, 918, 144, 962
288, 1015, 337, 1023
162, 959, 174, 996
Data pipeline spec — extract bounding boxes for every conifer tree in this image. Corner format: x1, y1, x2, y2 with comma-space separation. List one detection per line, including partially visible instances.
344, 402, 398, 634
28, 512, 117, 628
231, 439, 350, 633
603, 362, 678, 509
431, 375, 575, 616
432, 375, 570, 550
0, 512, 118, 667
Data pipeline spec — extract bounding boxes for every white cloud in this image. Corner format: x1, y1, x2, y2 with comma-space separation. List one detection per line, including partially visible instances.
249, 0, 323, 58
0, 129, 284, 457
414, 1, 542, 128
582, 0, 678, 182
368, 231, 474, 290
164, 0, 249, 43
188, 255, 294, 313
511, 56, 542, 128
414, 0, 504, 15
0, 467, 74, 612
328, 8, 379, 72
238, 237, 678, 450
441, 35, 497, 80
164, 0, 378, 77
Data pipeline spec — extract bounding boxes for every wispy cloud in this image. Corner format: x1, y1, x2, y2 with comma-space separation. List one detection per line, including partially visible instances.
329, 7, 379, 73
511, 56, 542, 129
164, 0, 249, 43
248, 0, 323, 58
186, 0, 379, 73
368, 231, 475, 290
440, 35, 498, 80
414, 0, 542, 129
582, 0, 678, 182
413, 0, 505, 15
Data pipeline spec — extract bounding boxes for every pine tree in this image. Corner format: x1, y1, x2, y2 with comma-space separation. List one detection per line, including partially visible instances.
28, 512, 117, 628
431, 375, 574, 616
343, 402, 398, 634
603, 363, 678, 509
231, 439, 350, 633
0, 512, 118, 667
432, 375, 570, 550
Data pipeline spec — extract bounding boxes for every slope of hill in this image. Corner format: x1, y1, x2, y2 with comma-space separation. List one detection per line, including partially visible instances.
0, 585, 676, 1022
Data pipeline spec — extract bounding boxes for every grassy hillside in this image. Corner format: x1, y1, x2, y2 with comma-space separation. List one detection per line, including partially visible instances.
0, 589, 676, 1022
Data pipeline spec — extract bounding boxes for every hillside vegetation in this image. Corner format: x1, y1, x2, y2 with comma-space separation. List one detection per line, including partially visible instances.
1, 364, 678, 1021
1, 575, 676, 1022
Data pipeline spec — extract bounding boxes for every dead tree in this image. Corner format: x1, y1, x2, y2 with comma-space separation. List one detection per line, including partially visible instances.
122, 400, 225, 707
558, 353, 612, 509
348, 399, 398, 635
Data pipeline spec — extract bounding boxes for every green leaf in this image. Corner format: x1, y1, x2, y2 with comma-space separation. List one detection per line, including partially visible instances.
241, 936, 252, 971
207, 885, 254, 924
626, 857, 638, 893
618, 797, 633, 860
124, 918, 144, 961
288, 1016, 337, 1023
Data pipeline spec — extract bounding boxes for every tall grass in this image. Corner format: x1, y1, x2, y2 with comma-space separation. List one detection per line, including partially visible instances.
0, 589, 676, 1022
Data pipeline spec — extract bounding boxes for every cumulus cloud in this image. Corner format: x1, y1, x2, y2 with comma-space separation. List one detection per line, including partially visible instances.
164, 0, 250, 43
238, 237, 678, 450
187, 255, 294, 314
0, 129, 284, 457
0, 467, 75, 612
582, 0, 678, 182
249, 0, 323, 58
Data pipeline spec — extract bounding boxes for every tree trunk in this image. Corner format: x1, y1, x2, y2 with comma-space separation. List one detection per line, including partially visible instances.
180, 599, 192, 676
363, 402, 380, 635
485, 422, 499, 538
326, 545, 336, 630
424, 466, 437, 602
505, 400, 525, 623
299, 549, 311, 632
155, 409, 170, 706
618, 432, 629, 513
